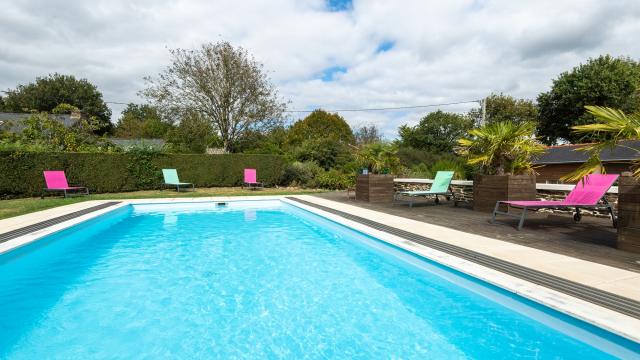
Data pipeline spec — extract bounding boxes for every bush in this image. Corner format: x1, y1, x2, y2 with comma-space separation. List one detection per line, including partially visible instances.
430, 158, 469, 180
406, 163, 433, 178
281, 161, 323, 187
0, 151, 286, 199
313, 170, 354, 190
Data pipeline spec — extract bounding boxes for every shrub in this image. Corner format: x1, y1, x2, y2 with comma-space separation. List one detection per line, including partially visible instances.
0, 151, 286, 199
407, 163, 433, 178
313, 169, 354, 190
281, 161, 323, 187
430, 158, 469, 180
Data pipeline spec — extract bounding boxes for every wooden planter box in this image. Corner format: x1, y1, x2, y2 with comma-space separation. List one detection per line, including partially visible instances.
617, 173, 640, 254
356, 174, 395, 203
473, 174, 537, 212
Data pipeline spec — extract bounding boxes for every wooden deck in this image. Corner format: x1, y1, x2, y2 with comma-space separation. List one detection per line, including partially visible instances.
314, 191, 640, 273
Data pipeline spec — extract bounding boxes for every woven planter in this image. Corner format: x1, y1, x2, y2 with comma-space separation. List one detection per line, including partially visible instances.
473, 174, 537, 212
356, 174, 395, 203
617, 173, 640, 253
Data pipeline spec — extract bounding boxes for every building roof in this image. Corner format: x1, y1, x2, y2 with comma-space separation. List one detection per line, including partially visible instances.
0, 112, 78, 133
533, 140, 640, 164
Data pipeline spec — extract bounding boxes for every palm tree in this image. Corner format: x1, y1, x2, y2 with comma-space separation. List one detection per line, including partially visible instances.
562, 106, 640, 181
457, 121, 544, 175
354, 142, 401, 174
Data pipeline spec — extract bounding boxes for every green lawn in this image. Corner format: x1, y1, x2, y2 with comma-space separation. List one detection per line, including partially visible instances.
0, 187, 326, 220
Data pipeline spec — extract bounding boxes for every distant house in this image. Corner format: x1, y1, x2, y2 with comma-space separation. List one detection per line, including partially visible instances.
533, 140, 640, 183
0, 112, 80, 133
110, 138, 166, 151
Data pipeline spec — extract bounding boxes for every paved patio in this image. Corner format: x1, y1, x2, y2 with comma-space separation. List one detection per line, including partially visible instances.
315, 191, 640, 273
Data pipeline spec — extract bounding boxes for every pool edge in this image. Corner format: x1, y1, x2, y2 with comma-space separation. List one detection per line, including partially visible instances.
281, 197, 640, 344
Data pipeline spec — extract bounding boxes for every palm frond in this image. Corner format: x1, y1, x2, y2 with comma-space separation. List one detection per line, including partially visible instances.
567, 106, 640, 180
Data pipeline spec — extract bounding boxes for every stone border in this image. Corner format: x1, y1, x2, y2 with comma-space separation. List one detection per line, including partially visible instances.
0, 202, 121, 244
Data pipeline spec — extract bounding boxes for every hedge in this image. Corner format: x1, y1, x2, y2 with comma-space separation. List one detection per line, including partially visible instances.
0, 151, 286, 199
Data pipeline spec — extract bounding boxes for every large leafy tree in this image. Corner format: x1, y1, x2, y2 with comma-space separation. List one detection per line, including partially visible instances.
468, 93, 538, 125
537, 55, 640, 144
165, 111, 218, 153
398, 110, 473, 152
114, 103, 173, 138
141, 41, 286, 152
1, 73, 112, 134
286, 110, 355, 169
286, 109, 355, 146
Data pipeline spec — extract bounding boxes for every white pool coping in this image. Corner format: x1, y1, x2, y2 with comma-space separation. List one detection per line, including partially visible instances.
283, 197, 640, 343
1, 195, 639, 344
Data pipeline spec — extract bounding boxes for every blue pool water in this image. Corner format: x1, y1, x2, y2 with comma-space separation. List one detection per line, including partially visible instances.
0, 200, 638, 359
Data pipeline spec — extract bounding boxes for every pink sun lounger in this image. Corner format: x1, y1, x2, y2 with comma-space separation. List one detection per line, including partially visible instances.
42, 170, 89, 198
491, 174, 618, 230
242, 168, 263, 190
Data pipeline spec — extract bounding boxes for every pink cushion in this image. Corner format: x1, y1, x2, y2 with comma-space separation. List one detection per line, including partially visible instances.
244, 168, 257, 184
43, 171, 70, 189
501, 174, 619, 207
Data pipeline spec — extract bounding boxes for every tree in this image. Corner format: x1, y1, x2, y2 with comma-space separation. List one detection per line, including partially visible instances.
457, 121, 544, 175
293, 138, 353, 170
398, 110, 473, 152
9, 112, 114, 152
235, 126, 288, 154
354, 124, 382, 145
468, 93, 538, 125
537, 55, 640, 144
165, 111, 217, 153
286, 110, 355, 169
141, 41, 286, 152
287, 109, 355, 146
1, 73, 112, 134
114, 103, 173, 138
355, 142, 402, 174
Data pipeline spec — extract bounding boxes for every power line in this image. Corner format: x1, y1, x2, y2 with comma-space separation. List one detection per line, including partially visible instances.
104, 99, 483, 112
283, 100, 482, 113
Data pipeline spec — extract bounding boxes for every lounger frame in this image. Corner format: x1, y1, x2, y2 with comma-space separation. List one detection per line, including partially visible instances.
41, 186, 89, 199
394, 188, 457, 207
490, 197, 617, 231
162, 182, 195, 192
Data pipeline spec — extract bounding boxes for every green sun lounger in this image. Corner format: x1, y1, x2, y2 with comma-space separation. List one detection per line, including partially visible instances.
395, 171, 455, 207
162, 169, 195, 192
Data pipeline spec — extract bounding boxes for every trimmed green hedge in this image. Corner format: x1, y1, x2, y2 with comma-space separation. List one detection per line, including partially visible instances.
0, 151, 286, 199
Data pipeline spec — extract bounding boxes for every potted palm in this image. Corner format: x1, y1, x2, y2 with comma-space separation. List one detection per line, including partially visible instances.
563, 106, 640, 253
457, 121, 544, 212
354, 142, 401, 203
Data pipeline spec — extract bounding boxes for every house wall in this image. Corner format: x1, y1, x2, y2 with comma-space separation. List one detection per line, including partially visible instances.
535, 162, 633, 183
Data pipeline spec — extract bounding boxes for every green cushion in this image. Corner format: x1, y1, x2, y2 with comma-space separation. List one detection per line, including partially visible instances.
428, 171, 454, 193
162, 169, 180, 184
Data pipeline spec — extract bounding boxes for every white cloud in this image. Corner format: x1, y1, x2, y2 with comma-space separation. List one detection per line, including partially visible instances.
0, 0, 639, 137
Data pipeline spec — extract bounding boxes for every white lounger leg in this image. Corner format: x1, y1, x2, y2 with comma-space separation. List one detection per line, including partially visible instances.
517, 207, 528, 231
491, 202, 501, 223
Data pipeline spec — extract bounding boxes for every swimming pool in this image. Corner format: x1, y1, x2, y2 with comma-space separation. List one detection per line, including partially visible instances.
0, 200, 638, 358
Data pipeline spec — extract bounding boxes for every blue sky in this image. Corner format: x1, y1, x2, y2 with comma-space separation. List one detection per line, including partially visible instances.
1, 0, 639, 139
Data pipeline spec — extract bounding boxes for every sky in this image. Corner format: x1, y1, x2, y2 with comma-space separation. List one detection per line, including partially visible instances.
1, 0, 639, 138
